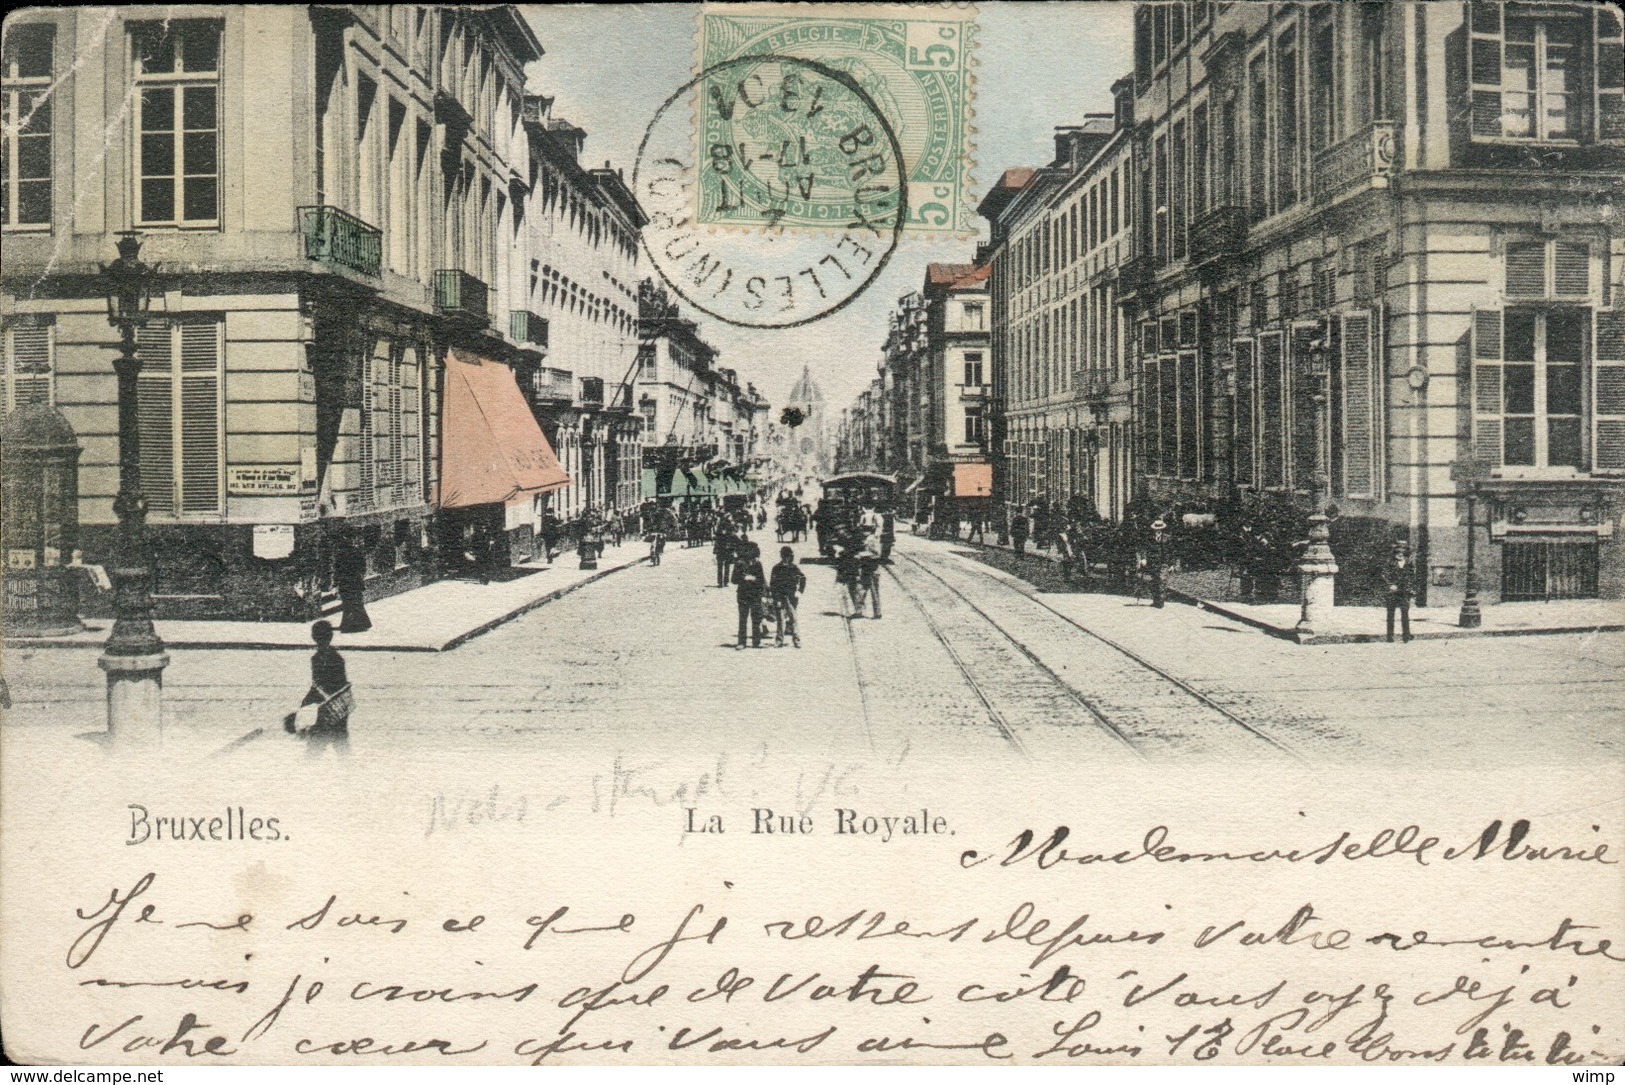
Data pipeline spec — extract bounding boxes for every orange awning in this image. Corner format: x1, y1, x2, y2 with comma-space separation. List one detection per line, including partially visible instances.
953, 463, 992, 497
438, 349, 571, 509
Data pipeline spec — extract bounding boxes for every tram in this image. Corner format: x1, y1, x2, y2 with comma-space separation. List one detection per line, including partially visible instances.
814, 472, 897, 556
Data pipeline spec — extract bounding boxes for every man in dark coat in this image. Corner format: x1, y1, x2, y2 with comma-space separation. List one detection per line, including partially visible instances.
714, 520, 737, 587
1385, 541, 1417, 643
333, 539, 371, 632
769, 545, 806, 647
1010, 507, 1031, 560
732, 539, 767, 648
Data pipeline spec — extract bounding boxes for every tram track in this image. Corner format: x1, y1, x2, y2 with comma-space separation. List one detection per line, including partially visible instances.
889, 547, 1306, 762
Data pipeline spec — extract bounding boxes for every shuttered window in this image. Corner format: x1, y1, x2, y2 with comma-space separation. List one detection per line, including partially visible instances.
1472, 306, 1589, 470
1595, 308, 1625, 473
1234, 338, 1257, 488
1258, 331, 1286, 488
1470, 3, 1621, 144
134, 319, 222, 515
1507, 238, 1592, 299
1339, 311, 1379, 498
2, 316, 53, 411
355, 339, 423, 512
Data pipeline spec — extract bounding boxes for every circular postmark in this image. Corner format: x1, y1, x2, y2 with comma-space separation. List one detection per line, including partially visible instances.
633, 54, 907, 330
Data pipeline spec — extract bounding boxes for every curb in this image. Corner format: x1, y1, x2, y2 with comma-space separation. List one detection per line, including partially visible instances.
4, 554, 650, 654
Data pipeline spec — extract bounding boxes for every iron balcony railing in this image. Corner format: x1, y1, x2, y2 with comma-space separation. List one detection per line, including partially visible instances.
534, 366, 573, 403
1188, 204, 1248, 267
298, 206, 382, 277
510, 310, 549, 349
580, 376, 605, 408
1312, 120, 1399, 203
434, 269, 490, 324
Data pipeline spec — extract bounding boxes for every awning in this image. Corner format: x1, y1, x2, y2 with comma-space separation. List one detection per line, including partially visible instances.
953, 463, 993, 498
438, 349, 571, 509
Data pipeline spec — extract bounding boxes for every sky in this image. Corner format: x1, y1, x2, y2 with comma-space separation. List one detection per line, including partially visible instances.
520, 3, 1134, 414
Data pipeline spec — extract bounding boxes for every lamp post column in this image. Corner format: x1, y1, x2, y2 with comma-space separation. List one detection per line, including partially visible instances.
1294, 339, 1338, 643
1459, 486, 1482, 628
99, 256, 169, 744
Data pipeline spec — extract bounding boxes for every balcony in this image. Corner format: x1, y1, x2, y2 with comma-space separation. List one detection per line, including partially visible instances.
533, 366, 573, 404
298, 206, 382, 277
1188, 204, 1247, 268
434, 269, 490, 324
1312, 120, 1399, 203
580, 376, 605, 409
509, 310, 549, 351
957, 383, 989, 400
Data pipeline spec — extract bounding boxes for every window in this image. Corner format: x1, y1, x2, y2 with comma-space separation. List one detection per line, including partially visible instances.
1473, 307, 1585, 470
1505, 238, 1591, 299
1310, 15, 1338, 153
1470, 4, 1622, 143
965, 406, 984, 446
1362, 6, 1388, 125
1233, 338, 1258, 486
1338, 310, 1380, 498
358, 341, 423, 512
2, 22, 53, 228
1109, 166, 1120, 236
131, 20, 221, 226
1276, 28, 1300, 209
1192, 103, 1209, 214
964, 352, 984, 387
1248, 52, 1270, 222
135, 319, 222, 516
963, 301, 984, 330
1153, 134, 1168, 263
1171, 118, 1187, 260
2, 315, 53, 410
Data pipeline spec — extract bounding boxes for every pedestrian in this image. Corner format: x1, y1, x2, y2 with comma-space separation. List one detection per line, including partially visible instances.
968, 512, 985, 544
853, 526, 884, 619
732, 539, 767, 649
1385, 541, 1416, 643
1011, 507, 1030, 560
540, 507, 561, 565
1148, 518, 1171, 608
714, 519, 737, 588
879, 507, 896, 560
283, 620, 354, 758
333, 538, 371, 632
770, 545, 806, 647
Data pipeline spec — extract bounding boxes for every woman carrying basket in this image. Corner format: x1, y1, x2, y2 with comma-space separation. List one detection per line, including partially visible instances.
283, 620, 353, 757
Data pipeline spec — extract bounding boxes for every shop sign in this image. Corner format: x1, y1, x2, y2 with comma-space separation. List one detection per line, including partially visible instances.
228, 466, 300, 495
252, 524, 297, 560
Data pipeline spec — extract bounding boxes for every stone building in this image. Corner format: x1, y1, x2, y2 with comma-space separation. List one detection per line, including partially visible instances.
1125, 0, 1623, 605
917, 262, 995, 511
978, 98, 1138, 525
519, 94, 646, 524
1, 5, 554, 619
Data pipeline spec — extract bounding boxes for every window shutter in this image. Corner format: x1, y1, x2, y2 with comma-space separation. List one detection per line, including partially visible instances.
1597, 5, 1625, 144
5, 320, 54, 409
1340, 310, 1378, 498
1258, 330, 1286, 487
1471, 308, 1504, 467
1233, 338, 1257, 488
1594, 307, 1625, 474
178, 321, 221, 514
135, 324, 175, 514
1505, 241, 1545, 298
1289, 323, 1319, 490
1554, 241, 1590, 298
1468, 1, 1505, 140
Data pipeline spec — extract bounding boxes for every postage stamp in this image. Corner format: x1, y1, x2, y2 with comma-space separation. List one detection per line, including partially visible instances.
696, 3, 977, 235
635, 54, 907, 328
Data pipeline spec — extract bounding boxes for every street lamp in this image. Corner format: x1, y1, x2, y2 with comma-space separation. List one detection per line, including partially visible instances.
1294, 328, 1339, 642
98, 231, 169, 744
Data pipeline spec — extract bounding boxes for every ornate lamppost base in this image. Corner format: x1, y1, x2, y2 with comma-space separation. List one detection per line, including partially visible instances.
1294, 510, 1339, 643
99, 652, 170, 745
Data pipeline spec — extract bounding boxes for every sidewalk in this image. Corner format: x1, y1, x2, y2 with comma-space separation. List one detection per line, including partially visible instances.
922, 523, 1624, 645
5, 547, 648, 653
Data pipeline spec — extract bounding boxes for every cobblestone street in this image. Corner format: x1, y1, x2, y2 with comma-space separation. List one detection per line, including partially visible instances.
5, 533, 1618, 771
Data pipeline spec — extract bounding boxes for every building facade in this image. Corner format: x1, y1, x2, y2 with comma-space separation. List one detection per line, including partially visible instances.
1125, 0, 1624, 604
979, 103, 1138, 526
1, 5, 548, 619
519, 94, 646, 524
918, 262, 994, 508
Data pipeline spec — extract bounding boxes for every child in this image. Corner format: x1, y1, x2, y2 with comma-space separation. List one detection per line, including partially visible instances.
769, 546, 807, 647
284, 620, 353, 756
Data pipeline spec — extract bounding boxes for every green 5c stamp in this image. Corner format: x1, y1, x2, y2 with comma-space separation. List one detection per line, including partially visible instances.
698, 3, 977, 235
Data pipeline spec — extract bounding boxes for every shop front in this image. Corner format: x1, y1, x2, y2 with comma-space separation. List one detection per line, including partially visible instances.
436, 350, 571, 575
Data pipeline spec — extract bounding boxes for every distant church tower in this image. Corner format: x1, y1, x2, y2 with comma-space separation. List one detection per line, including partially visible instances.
785, 365, 828, 475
